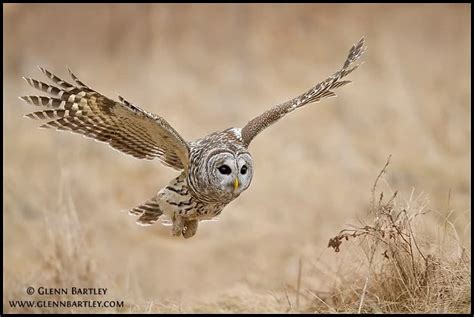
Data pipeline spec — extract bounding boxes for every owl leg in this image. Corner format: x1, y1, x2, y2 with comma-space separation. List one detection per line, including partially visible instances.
182, 219, 199, 239
171, 214, 185, 237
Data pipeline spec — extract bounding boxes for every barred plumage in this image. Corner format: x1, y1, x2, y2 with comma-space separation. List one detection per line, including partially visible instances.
241, 38, 366, 146
20, 68, 189, 169
19, 38, 366, 239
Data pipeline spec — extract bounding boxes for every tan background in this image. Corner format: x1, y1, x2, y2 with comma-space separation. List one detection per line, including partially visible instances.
3, 3, 470, 312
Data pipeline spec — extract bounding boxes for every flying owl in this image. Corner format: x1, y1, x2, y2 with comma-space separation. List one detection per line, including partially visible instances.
19, 38, 366, 239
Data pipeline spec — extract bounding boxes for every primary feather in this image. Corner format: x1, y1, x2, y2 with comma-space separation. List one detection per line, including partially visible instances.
241, 37, 366, 147
20, 67, 190, 170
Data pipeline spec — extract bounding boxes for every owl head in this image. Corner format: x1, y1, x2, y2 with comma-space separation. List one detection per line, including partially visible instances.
190, 143, 253, 201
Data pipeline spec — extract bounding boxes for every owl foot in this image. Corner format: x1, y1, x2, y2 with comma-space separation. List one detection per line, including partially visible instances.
171, 215, 185, 237
182, 219, 199, 239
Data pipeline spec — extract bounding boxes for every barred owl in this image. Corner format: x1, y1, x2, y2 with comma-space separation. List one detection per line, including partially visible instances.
19, 38, 366, 239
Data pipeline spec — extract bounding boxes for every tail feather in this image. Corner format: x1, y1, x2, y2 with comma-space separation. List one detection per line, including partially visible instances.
128, 197, 163, 226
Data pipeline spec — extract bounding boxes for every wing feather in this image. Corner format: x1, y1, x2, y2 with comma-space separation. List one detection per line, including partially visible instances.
20, 68, 190, 170
241, 37, 366, 147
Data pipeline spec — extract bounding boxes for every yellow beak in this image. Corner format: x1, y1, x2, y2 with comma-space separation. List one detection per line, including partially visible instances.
233, 178, 239, 191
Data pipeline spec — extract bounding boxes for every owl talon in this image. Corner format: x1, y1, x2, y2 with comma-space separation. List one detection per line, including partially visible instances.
182, 219, 199, 239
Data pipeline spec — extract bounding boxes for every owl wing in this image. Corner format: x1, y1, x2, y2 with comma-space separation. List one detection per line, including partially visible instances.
20, 67, 190, 170
240, 38, 366, 147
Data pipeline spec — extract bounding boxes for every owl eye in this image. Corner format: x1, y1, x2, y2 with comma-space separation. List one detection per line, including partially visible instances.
217, 165, 232, 175
240, 165, 248, 175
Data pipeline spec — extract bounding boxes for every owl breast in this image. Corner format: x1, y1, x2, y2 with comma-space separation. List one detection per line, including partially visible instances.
157, 172, 228, 222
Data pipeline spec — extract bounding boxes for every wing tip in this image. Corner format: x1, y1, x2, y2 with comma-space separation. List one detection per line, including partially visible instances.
66, 65, 80, 79
22, 77, 34, 87
66, 65, 74, 77
343, 37, 367, 69
37, 65, 47, 73
18, 96, 33, 104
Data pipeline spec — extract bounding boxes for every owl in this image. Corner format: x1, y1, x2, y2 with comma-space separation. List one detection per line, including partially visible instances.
19, 38, 366, 239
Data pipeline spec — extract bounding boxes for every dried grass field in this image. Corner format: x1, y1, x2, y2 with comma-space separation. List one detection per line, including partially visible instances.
3, 3, 471, 313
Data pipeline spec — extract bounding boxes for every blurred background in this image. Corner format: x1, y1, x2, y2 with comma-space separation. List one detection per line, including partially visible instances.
3, 3, 470, 312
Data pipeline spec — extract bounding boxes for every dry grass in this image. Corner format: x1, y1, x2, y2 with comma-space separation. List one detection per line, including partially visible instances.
4, 158, 470, 313
320, 156, 471, 313
3, 3, 470, 313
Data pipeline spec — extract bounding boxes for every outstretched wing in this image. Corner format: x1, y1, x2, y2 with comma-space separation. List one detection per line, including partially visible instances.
19, 67, 190, 170
241, 37, 366, 147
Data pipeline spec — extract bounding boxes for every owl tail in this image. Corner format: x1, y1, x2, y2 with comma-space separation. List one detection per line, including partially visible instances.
128, 197, 163, 226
